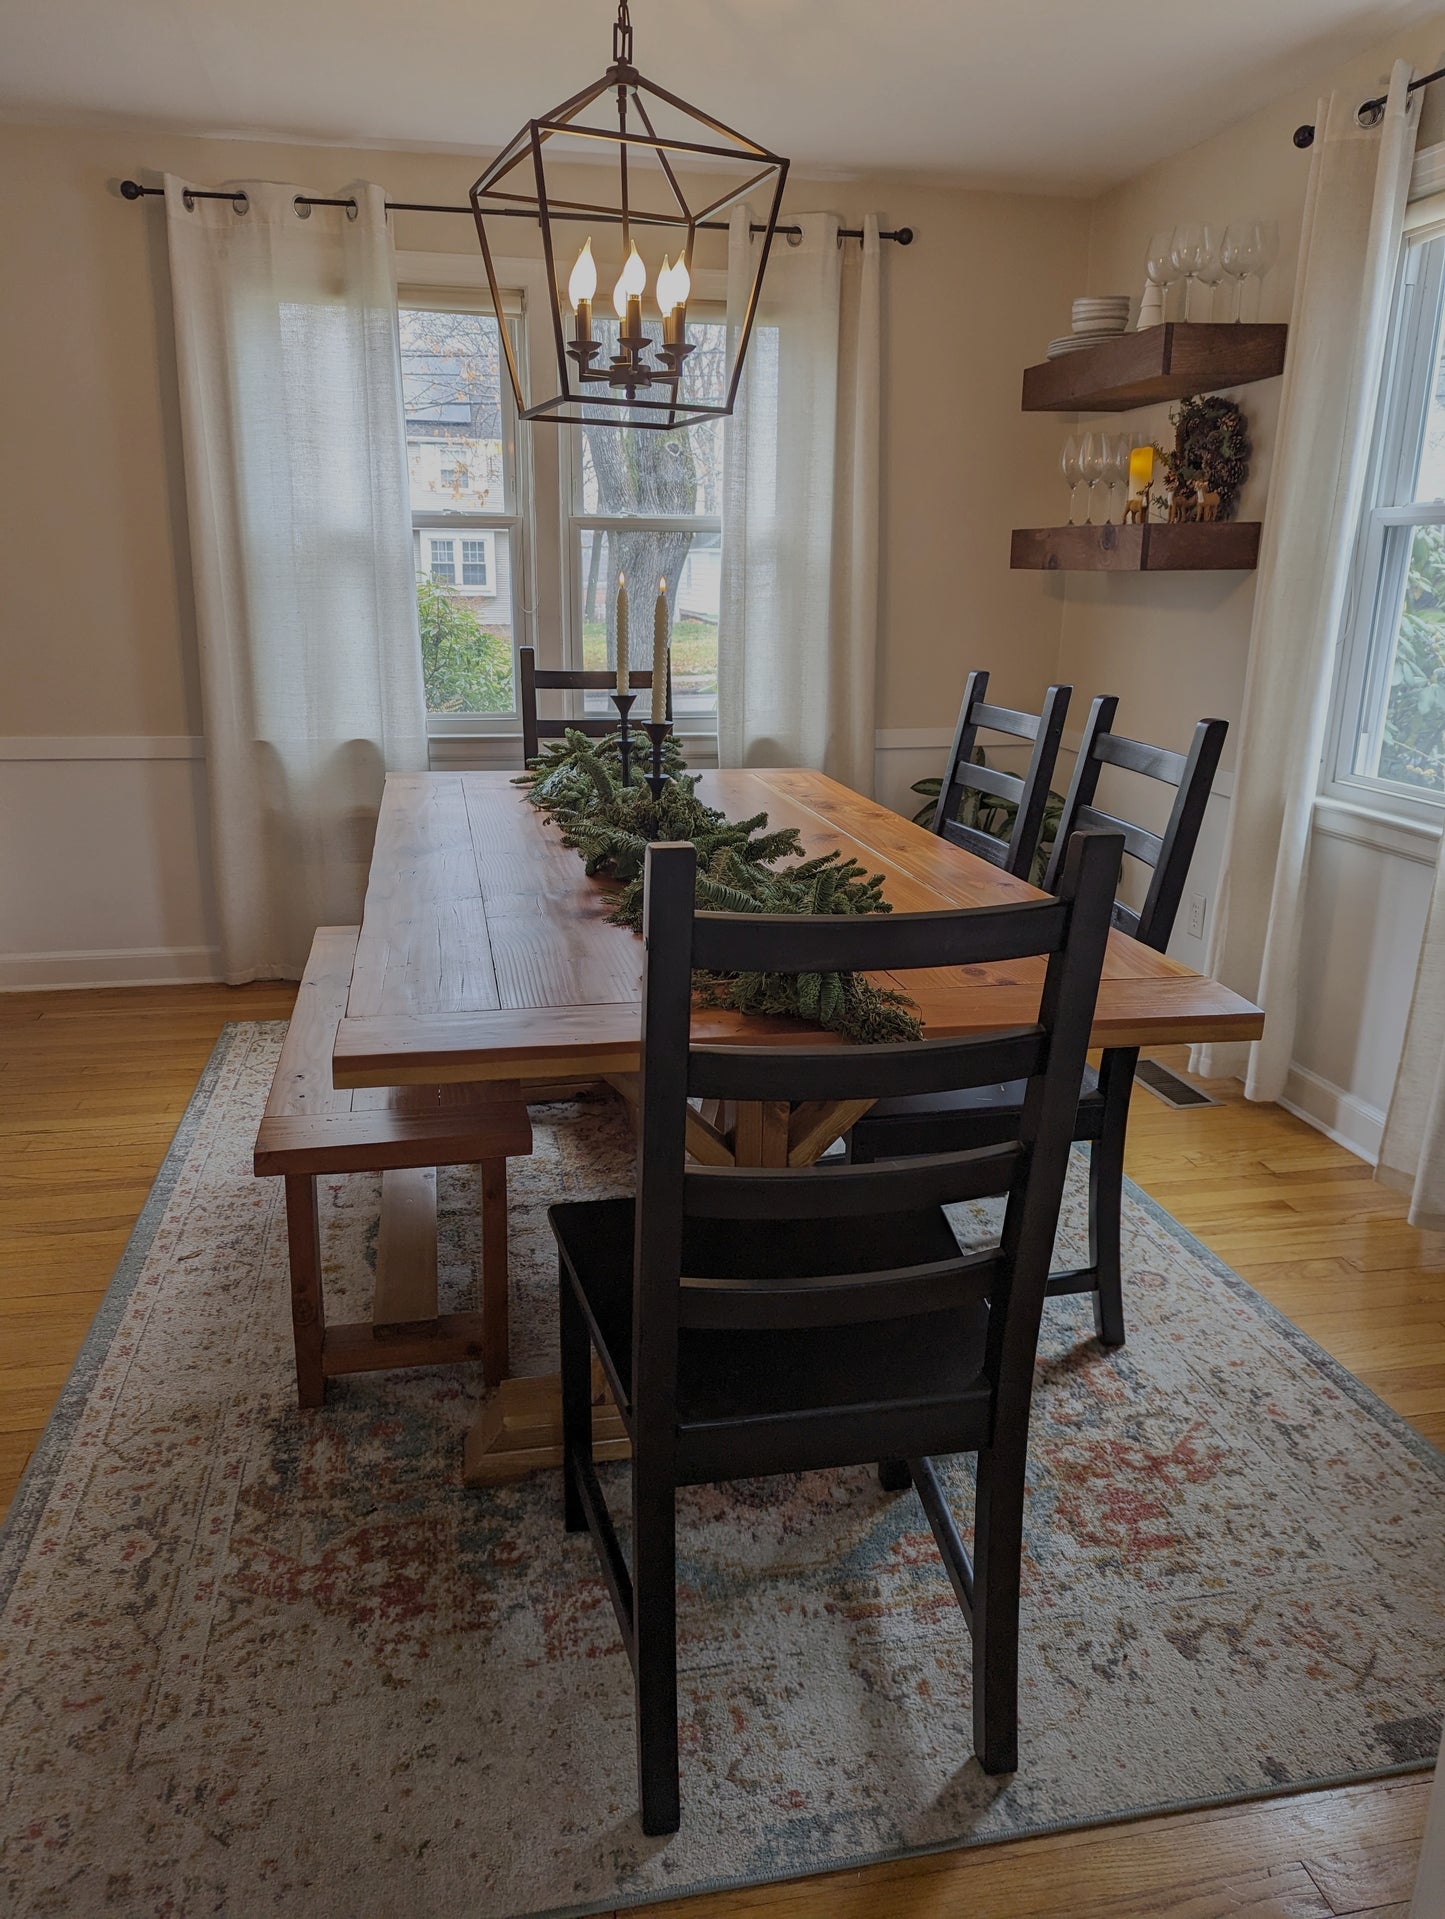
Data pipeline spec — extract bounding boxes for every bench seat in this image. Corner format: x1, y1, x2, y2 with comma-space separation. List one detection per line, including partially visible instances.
253, 926, 533, 1408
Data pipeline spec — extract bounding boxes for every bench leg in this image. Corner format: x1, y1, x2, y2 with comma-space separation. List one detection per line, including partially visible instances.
283, 1173, 326, 1410
480, 1159, 510, 1388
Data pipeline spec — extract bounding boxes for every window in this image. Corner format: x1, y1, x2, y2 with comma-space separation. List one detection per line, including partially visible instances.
400, 301, 526, 717
1328, 215, 1445, 814
569, 317, 727, 726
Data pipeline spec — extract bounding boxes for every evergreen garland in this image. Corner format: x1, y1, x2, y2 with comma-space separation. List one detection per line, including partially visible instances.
517, 730, 923, 1044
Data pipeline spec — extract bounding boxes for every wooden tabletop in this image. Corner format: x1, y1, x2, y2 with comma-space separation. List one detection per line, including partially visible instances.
332, 768, 1263, 1089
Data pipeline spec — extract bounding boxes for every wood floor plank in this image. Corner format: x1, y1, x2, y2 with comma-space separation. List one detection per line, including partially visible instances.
1300, 1836, 1423, 1914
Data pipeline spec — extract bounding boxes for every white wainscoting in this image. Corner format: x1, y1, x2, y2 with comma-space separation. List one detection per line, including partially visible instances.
0, 738, 220, 990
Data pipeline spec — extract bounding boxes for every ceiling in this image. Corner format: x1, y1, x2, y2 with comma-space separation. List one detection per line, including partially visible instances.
0, 0, 1437, 195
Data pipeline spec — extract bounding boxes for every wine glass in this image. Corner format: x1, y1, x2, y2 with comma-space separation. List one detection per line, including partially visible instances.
1220, 218, 1280, 322
1079, 432, 1105, 525
1169, 225, 1222, 322
1061, 435, 1083, 525
1107, 432, 1133, 523
1145, 229, 1179, 323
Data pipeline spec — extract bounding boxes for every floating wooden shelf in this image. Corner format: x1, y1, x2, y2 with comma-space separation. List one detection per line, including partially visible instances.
1010, 521, 1262, 572
1021, 323, 1287, 413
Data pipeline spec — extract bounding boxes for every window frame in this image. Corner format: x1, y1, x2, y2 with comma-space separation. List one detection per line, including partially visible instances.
1323, 200, 1445, 824
397, 251, 563, 738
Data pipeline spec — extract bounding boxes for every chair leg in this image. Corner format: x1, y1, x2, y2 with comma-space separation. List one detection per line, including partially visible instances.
633, 1452, 681, 1836
1088, 1129, 1127, 1350
479, 1158, 510, 1387
878, 1457, 912, 1491
559, 1260, 590, 1536
971, 1436, 1025, 1775
283, 1174, 326, 1410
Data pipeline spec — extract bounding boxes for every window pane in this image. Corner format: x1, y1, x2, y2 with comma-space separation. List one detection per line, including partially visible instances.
400, 307, 508, 513
579, 526, 718, 718
414, 527, 515, 715
579, 320, 726, 516
1362, 522, 1445, 792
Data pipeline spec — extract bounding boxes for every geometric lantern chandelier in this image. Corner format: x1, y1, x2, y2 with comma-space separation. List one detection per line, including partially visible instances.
469, 0, 788, 429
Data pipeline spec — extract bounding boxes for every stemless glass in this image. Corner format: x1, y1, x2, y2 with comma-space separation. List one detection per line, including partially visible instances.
1061, 435, 1083, 525
1145, 229, 1178, 321
1079, 432, 1105, 525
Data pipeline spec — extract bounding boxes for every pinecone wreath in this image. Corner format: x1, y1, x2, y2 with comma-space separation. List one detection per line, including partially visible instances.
1169, 394, 1250, 520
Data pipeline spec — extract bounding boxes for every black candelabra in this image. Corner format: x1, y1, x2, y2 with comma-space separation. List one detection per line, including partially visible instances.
642, 721, 671, 802
609, 690, 636, 785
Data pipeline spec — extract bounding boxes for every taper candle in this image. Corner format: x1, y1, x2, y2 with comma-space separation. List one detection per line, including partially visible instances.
615, 571, 628, 698
651, 578, 669, 722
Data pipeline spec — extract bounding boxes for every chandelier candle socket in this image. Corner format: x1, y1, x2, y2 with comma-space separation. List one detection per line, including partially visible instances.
615, 571, 629, 698
651, 579, 669, 722
469, 0, 787, 428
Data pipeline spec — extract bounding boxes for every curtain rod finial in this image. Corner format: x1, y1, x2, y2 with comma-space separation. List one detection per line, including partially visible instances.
120, 178, 146, 199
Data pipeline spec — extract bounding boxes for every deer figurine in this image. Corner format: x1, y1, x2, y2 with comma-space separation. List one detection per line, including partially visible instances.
1194, 488, 1221, 522
1124, 494, 1149, 524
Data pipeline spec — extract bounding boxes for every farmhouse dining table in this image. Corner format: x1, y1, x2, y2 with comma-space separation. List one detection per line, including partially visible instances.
331, 767, 1264, 1483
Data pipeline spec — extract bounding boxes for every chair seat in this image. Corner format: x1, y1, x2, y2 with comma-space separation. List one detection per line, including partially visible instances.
550, 1197, 993, 1480
852, 1064, 1104, 1158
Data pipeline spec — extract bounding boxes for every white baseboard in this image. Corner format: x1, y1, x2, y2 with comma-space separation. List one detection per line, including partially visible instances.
1280, 1063, 1385, 1165
0, 946, 222, 992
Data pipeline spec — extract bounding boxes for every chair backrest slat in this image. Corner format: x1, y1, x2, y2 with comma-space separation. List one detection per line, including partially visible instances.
633, 828, 1122, 1366
929, 670, 1071, 879
1043, 696, 1228, 953
687, 1028, 1046, 1105
682, 1144, 1021, 1221
519, 644, 672, 764
678, 1250, 1003, 1332
689, 896, 1068, 977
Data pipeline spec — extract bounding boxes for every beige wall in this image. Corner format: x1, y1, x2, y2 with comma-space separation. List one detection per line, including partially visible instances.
0, 119, 1089, 745
1060, 13, 1445, 763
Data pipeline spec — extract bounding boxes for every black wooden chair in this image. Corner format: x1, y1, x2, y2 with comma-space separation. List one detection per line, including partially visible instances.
930, 670, 1072, 879
851, 699, 1228, 1350
549, 827, 1122, 1834
519, 643, 671, 765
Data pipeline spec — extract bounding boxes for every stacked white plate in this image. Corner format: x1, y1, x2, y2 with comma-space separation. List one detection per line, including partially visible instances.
1046, 294, 1131, 359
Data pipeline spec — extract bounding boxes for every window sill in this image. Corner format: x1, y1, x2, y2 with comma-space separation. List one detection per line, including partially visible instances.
1312, 793, 1443, 865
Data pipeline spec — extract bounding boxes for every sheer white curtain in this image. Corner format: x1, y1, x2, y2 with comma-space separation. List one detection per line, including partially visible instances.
718, 211, 881, 792
164, 177, 427, 984
1191, 65, 1419, 1091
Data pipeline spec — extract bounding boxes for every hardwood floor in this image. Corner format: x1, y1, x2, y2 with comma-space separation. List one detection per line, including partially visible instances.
0, 997, 1438, 1915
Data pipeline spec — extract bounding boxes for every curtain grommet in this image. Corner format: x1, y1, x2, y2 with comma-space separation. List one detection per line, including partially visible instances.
345, 199, 359, 221
182, 188, 195, 211
1358, 102, 1386, 129
785, 227, 804, 248
294, 197, 312, 219
232, 191, 249, 215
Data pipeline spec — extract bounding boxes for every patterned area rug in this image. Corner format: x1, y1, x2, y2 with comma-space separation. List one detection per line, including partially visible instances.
2, 1023, 1443, 1918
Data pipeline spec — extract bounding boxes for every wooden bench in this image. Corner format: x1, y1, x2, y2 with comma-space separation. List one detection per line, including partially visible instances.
254, 926, 533, 1410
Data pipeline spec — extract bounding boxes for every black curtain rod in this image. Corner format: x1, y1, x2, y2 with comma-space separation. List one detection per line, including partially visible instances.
1294, 61, 1445, 148
117, 180, 913, 244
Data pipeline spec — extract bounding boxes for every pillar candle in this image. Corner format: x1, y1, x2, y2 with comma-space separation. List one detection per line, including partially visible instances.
1128, 444, 1155, 494
615, 572, 628, 698
651, 578, 669, 722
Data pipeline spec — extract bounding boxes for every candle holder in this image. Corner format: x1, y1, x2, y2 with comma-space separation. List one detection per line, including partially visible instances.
642, 720, 671, 802
610, 690, 637, 785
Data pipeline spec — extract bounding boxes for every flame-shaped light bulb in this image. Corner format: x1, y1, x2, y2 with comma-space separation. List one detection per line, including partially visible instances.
656, 255, 676, 317
613, 241, 647, 318
567, 238, 597, 312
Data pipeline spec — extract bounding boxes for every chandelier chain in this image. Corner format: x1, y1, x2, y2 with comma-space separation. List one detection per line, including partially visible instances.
613, 0, 633, 68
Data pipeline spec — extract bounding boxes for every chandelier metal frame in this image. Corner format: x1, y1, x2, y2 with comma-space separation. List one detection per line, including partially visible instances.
469, 1, 788, 430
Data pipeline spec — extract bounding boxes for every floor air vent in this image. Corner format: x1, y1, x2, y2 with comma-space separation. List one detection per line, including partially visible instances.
1135, 1059, 1219, 1110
